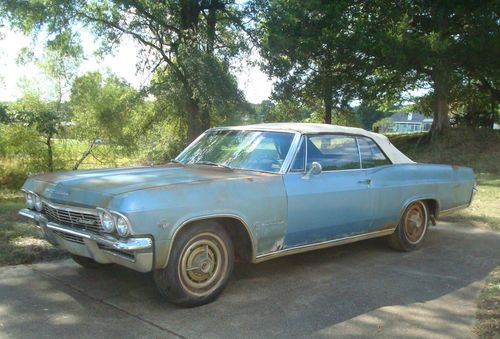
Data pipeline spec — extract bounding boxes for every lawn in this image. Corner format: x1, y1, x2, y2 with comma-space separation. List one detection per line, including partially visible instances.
474, 267, 500, 338
0, 191, 66, 266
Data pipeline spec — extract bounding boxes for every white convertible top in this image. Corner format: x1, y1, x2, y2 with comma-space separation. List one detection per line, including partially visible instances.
215, 122, 414, 164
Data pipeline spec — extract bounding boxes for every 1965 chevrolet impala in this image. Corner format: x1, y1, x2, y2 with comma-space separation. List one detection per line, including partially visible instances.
19, 123, 476, 306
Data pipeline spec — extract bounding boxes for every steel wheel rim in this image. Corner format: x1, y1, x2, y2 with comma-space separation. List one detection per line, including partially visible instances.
404, 202, 428, 244
178, 233, 228, 297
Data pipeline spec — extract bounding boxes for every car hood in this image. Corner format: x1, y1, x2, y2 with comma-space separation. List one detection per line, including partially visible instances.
24, 165, 273, 204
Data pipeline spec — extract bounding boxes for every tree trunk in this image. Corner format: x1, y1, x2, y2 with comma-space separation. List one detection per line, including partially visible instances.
46, 135, 54, 172
430, 68, 450, 137
323, 86, 333, 124
73, 139, 97, 170
206, 5, 216, 54
201, 106, 210, 132
186, 97, 203, 143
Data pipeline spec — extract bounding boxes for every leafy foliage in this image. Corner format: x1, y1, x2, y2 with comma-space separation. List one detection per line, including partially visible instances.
1, 0, 251, 142
69, 71, 153, 169
256, 0, 370, 124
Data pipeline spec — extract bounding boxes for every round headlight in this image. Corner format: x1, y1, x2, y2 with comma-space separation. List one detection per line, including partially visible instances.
25, 192, 34, 209
100, 212, 115, 233
34, 195, 43, 212
116, 215, 130, 237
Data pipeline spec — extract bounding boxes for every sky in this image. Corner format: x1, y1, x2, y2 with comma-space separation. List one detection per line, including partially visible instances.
0, 27, 273, 103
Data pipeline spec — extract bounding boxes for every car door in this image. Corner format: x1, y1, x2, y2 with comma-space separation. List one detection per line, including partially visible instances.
283, 134, 374, 248
356, 136, 400, 232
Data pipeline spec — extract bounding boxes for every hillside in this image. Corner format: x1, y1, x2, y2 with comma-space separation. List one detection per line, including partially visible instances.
389, 128, 500, 175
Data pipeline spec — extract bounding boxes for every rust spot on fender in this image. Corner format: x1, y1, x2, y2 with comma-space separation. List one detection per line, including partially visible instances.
271, 238, 285, 251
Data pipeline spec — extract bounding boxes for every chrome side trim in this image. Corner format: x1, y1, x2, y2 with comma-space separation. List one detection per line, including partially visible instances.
439, 204, 470, 217
254, 229, 395, 263
163, 214, 257, 268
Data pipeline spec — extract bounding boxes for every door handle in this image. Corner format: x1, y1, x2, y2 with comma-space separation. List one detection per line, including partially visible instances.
358, 179, 372, 185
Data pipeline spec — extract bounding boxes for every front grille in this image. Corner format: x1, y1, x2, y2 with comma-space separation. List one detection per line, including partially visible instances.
43, 202, 103, 233
53, 231, 85, 244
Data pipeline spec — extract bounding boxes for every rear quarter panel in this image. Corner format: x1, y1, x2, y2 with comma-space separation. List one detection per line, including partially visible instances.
368, 163, 475, 230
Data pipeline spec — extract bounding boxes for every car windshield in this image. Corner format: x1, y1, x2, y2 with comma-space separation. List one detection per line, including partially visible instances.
175, 130, 295, 173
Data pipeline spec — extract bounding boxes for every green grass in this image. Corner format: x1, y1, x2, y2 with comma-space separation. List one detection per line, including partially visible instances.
444, 174, 500, 231
0, 193, 66, 266
474, 267, 500, 338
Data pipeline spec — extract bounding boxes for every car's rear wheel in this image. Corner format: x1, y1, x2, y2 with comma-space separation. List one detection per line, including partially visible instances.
70, 254, 110, 268
154, 221, 234, 307
388, 201, 429, 251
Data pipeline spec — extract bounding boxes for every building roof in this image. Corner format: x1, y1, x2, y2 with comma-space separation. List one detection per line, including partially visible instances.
211, 122, 414, 164
391, 112, 426, 123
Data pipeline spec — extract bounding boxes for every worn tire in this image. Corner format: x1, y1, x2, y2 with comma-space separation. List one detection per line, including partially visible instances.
388, 201, 429, 251
70, 254, 109, 269
154, 221, 234, 307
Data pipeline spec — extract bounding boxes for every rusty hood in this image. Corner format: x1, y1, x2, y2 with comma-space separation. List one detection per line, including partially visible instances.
22, 165, 271, 206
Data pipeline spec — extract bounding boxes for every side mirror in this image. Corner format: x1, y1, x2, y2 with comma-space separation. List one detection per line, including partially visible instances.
303, 161, 322, 179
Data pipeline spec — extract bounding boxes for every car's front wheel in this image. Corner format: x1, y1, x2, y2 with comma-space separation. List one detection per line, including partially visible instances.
388, 200, 429, 251
154, 221, 234, 307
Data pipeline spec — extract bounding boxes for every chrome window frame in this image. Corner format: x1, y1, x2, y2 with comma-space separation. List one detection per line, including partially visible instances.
285, 132, 393, 174
356, 135, 392, 169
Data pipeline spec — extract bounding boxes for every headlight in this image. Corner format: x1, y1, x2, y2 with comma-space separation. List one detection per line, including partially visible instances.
100, 211, 115, 233
34, 195, 43, 211
115, 215, 130, 237
25, 192, 34, 209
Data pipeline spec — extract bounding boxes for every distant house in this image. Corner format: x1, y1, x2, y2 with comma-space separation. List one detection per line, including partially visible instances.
377, 112, 433, 133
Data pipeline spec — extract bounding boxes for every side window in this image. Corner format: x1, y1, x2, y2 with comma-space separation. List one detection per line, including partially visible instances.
357, 137, 391, 168
290, 138, 305, 172
307, 135, 360, 171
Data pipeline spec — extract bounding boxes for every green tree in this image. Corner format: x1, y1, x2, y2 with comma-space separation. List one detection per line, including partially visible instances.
9, 92, 68, 171
264, 100, 315, 123
361, 0, 499, 136
1, 0, 249, 142
354, 104, 393, 131
256, 0, 370, 125
69, 72, 151, 169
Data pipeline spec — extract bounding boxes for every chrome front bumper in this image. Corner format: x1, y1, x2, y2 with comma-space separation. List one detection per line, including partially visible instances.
19, 208, 154, 272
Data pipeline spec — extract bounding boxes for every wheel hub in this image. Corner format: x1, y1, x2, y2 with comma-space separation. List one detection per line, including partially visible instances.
178, 233, 228, 296
404, 203, 427, 244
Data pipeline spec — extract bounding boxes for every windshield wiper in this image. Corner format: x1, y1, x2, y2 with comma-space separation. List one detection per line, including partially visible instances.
170, 159, 183, 165
193, 160, 233, 170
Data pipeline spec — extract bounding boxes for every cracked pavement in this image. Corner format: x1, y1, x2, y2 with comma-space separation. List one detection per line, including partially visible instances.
0, 222, 499, 339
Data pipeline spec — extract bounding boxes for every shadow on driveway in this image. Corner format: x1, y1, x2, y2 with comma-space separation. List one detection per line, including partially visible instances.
1, 223, 499, 338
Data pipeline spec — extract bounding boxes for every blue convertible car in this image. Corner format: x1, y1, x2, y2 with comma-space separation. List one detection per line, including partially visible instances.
19, 123, 476, 306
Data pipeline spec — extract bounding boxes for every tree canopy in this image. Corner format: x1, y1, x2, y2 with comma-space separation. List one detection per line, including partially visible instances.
0, 0, 498, 143
1, 0, 250, 142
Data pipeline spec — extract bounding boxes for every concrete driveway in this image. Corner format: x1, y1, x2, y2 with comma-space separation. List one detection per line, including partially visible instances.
1, 222, 499, 339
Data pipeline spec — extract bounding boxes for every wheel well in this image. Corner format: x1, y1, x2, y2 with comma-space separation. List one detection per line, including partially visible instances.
176, 217, 254, 262
422, 199, 439, 224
